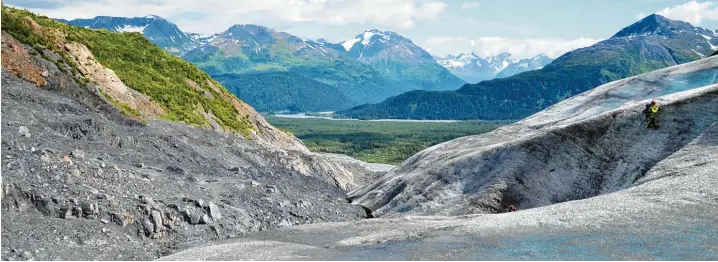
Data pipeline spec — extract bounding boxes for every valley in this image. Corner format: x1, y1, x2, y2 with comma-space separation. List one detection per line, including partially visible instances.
266, 116, 508, 165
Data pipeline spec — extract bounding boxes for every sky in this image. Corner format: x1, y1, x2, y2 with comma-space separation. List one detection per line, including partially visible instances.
8, 0, 718, 59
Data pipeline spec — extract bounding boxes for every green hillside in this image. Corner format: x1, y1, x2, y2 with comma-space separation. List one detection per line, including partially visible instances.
214, 71, 357, 113
2, 6, 255, 135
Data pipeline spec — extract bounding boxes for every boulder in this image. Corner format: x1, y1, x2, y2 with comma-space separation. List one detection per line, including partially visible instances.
207, 202, 221, 220
17, 126, 31, 138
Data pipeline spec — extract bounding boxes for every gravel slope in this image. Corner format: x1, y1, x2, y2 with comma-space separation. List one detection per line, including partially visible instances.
0, 38, 371, 260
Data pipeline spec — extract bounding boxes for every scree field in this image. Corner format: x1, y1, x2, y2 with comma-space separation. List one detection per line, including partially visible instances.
266, 117, 510, 164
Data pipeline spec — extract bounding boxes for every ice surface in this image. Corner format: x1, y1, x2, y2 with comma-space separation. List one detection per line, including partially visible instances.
347, 56, 718, 217
161, 123, 718, 259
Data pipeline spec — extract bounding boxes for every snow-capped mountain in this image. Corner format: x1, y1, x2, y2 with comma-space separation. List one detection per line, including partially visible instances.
181, 24, 416, 105
608, 14, 718, 56
495, 54, 553, 78
435, 52, 552, 83
340, 29, 465, 91
60, 15, 212, 55
340, 14, 717, 121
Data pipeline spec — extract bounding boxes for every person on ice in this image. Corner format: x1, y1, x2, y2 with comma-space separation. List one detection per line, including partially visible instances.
643, 100, 660, 129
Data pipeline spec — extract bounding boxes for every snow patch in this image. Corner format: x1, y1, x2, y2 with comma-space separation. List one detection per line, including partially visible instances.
361, 31, 377, 45
115, 24, 148, 33
342, 37, 360, 51
708, 40, 718, 50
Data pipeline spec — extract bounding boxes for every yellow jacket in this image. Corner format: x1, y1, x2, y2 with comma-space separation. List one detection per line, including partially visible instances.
648, 105, 659, 117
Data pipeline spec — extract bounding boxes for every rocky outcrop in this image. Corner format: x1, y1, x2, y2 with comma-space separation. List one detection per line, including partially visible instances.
1, 31, 47, 87
348, 56, 718, 217
62, 41, 165, 117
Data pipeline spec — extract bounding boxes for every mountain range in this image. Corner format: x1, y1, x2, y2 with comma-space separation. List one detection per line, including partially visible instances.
58, 15, 213, 56
338, 14, 718, 120
341, 29, 465, 91
181, 24, 419, 106
58, 16, 466, 110
435, 52, 553, 83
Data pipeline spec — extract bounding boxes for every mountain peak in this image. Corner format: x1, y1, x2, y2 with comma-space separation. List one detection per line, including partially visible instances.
228, 24, 272, 31
495, 52, 512, 59
144, 14, 165, 20
341, 29, 399, 51
611, 13, 693, 38
532, 53, 550, 60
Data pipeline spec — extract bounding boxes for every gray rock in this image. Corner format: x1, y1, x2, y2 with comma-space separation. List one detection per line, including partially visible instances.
100, 219, 109, 224
189, 213, 201, 225
150, 210, 163, 233
81, 202, 98, 218
70, 149, 85, 158
142, 219, 154, 236
166, 166, 187, 176
207, 202, 221, 220
180, 209, 192, 220
199, 214, 211, 224
59, 208, 73, 219
196, 199, 205, 208
69, 169, 80, 177
72, 206, 83, 218
17, 126, 31, 138
228, 167, 240, 172
142, 196, 155, 206
110, 213, 128, 227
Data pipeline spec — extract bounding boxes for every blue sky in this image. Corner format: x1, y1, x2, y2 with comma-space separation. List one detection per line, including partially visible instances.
8, 0, 718, 58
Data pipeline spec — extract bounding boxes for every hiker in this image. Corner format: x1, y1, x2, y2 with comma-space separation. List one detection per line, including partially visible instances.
508, 205, 517, 212
643, 100, 660, 129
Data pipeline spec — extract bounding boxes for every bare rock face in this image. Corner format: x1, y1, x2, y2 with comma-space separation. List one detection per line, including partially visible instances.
63, 41, 166, 117
1, 31, 48, 87
349, 56, 718, 217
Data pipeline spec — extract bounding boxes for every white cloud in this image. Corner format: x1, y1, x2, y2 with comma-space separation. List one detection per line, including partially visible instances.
423, 36, 601, 59
636, 12, 647, 20
656, 0, 718, 25
460, 1, 480, 9
10, 0, 448, 33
